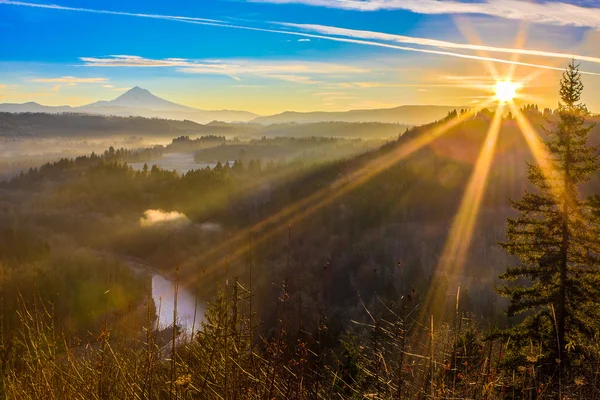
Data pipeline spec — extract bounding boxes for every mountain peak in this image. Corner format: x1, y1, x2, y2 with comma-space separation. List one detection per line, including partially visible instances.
126, 86, 151, 95
117, 86, 155, 101
86, 86, 192, 111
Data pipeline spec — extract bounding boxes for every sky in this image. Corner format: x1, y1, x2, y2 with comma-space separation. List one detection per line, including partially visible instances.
1, 0, 600, 114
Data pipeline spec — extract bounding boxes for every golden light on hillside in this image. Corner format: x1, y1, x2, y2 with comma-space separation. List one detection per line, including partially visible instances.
438, 105, 504, 275
190, 100, 495, 285
183, 21, 566, 364
494, 79, 520, 103
411, 21, 566, 354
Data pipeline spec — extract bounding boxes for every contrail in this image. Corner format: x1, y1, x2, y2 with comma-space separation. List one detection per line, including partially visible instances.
249, 0, 600, 30
280, 22, 600, 65
0, 0, 222, 23
2, 0, 599, 76
167, 18, 600, 76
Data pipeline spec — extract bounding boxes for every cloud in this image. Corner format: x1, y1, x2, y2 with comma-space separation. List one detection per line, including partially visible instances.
258, 31, 600, 76
140, 209, 191, 228
160, 16, 600, 76
81, 55, 370, 84
267, 74, 319, 84
251, 0, 600, 29
0, 0, 222, 23
298, 38, 311, 42
232, 84, 264, 88
29, 76, 108, 83
280, 23, 600, 65
139, 209, 223, 233
198, 222, 222, 233
52, 84, 61, 92
5, 1, 600, 77
103, 84, 129, 90
80, 55, 193, 68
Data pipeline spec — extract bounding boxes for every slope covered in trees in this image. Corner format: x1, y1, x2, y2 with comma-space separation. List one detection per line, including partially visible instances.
0, 112, 409, 139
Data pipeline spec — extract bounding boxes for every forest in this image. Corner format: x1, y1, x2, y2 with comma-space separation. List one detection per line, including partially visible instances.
0, 113, 409, 140
0, 63, 599, 399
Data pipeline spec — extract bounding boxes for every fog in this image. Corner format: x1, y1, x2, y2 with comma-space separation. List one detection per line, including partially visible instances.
0, 135, 170, 180
140, 209, 191, 228
129, 152, 226, 174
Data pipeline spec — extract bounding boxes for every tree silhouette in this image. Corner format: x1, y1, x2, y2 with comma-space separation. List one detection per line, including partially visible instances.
497, 61, 600, 383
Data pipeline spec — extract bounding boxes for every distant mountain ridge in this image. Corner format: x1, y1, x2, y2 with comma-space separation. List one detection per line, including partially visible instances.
250, 105, 469, 126
0, 112, 409, 139
0, 87, 258, 124
0, 87, 466, 126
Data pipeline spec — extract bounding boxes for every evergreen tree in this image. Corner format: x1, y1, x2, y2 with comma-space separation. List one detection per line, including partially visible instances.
497, 61, 600, 377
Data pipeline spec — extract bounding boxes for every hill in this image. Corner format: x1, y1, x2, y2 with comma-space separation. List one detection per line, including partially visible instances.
0, 112, 214, 137
251, 105, 468, 125
0, 113, 410, 139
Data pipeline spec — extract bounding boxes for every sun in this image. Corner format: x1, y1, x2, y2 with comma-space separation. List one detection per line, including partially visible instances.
494, 79, 520, 103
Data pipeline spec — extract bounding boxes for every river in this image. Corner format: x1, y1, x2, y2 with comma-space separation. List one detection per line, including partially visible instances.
152, 273, 205, 333
103, 252, 205, 333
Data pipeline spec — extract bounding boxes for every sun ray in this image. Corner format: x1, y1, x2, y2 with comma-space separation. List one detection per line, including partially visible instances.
510, 104, 556, 178
411, 104, 505, 390
506, 22, 529, 79
188, 101, 495, 287
418, 105, 505, 317
437, 105, 505, 277
440, 105, 504, 273
509, 103, 568, 202
453, 16, 500, 81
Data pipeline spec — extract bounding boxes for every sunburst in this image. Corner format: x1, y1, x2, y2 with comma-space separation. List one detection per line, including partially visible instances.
495, 79, 521, 103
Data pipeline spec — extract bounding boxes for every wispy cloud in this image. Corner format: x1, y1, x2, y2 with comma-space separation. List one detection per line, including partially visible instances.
298, 38, 311, 42
29, 76, 108, 83
81, 55, 370, 84
80, 56, 193, 68
0, 0, 222, 23
280, 23, 600, 65
161, 17, 600, 76
252, 0, 600, 29
145, 14, 600, 76
4, 1, 600, 77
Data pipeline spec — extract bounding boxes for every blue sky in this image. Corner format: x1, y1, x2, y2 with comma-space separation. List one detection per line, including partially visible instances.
1, 0, 600, 114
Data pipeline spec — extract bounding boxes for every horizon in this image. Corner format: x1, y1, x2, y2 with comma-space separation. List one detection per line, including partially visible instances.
1, 84, 596, 118
0, 85, 478, 115
0, 0, 599, 114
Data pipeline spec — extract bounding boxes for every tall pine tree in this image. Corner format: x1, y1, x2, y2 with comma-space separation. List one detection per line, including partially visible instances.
497, 61, 600, 377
